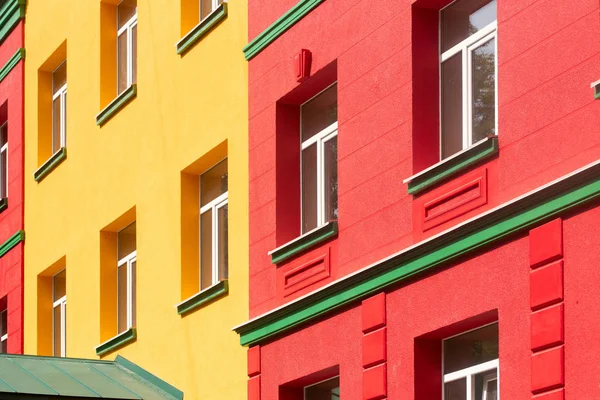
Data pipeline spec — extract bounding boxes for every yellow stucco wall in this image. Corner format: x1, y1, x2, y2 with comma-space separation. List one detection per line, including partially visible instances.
23, 1, 248, 399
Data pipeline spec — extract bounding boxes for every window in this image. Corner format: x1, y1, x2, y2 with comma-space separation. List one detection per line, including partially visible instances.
117, 0, 137, 94
52, 61, 67, 155
443, 323, 498, 400
0, 308, 7, 353
117, 222, 136, 334
304, 377, 340, 400
300, 83, 338, 234
52, 270, 66, 357
440, 0, 497, 159
0, 122, 7, 199
200, 0, 223, 21
200, 159, 228, 291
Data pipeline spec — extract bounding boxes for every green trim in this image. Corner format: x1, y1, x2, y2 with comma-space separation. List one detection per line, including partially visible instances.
235, 162, 600, 346
0, 48, 24, 84
115, 356, 184, 400
33, 147, 66, 183
0, 0, 25, 45
270, 222, 338, 264
177, 280, 228, 315
0, 230, 24, 258
95, 328, 136, 356
176, 3, 227, 55
0, 198, 7, 213
96, 84, 137, 126
243, 0, 324, 60
407, 136, 498, 195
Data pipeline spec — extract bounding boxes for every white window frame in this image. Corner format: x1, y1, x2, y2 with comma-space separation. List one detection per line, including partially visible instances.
52, 273, 67, 358
117, 250, 137, 331
199, 190, 228, 288
443, 359, 499, 400
0, 309, 7, 352
117, 4, 137, 91
303, 376, 340, 400
52, 63, 67, 153
300, 117, 338, 233
439, 2, 498, 159
0, 122, 7, 198
201, 0, 222, 21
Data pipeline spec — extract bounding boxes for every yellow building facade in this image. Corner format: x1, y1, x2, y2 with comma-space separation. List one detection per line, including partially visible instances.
23, 1, 248, 398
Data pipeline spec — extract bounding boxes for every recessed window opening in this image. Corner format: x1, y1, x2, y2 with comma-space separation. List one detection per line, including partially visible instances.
52, 61, 67, 154
200, 158, 228, 291
443, 322, 499, 400
0, 122, 7, 199
117, 222, 137, 334
117, 0, 137, 94
300, 83, 338, 234
201, 0, 224, 21
304, 376, 340, 400
0, 307, 7, 353
52, 270, 67, 357
440, 0, 497, 159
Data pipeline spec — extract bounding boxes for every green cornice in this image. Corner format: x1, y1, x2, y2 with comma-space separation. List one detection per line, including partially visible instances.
96, 84, 137, 126
176, 280, 228, 315
0, 230, 24, 258
34, 147, 66, 182
234, 161, 600, 346
0, 48, 24, 84
243, 0, 324, 60
406, 136, 498, 195
270, 222, 338, 264
95, 328, 136, 357
0, 0, 25, 45
115, 356, 184, 400
176, 3, 227, 55
0, 198, 7, 213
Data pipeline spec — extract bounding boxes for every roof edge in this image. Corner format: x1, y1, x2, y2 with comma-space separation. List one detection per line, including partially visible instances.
115, 356, 184, 400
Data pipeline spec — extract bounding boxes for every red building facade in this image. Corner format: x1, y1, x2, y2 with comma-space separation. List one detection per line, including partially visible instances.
237, 0, 600, 398
0, 0, 25, 355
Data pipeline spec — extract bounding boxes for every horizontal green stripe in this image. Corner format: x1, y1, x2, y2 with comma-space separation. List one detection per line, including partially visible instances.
95, 328, 137, 357
177, 280, 228, 315
0, 230, 24, 258
243, 0, 324, 60
34, 147, 67, 182
236, 163, 600, 346
271, 222, 338, 264
176, 3, 227, 55
0, 48, 24, 84
0, 0, 25, 45
96, 84, 137, 126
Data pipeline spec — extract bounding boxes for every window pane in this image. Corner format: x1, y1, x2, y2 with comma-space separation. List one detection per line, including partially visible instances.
218, 204, 228, 281
444, 378, 466, 400
118, 0, 137, 30
441, 53, 463, 159
301, 144, 318, 233
301, 83, 338, 142
201, 0, 213, 20
0, 310, 6, 337
131, 260, 136, 327
52, 62, 66, 95
200, 209, 213, 290
444, 323, 498, 374
482, 376, 498, 400
305, 377, 340, 400
441, 0, 496, 53
0, 123, 6, 145
118, 222, 136, 260
1, 146, 7, 199
0, 340, 5, 354
52, 96, 61, 153
201, 159, 228, 206
118, 31, 128, 94
53, 270, 66, 301
471, 38, 496, 143
132, 24, 137, 85
53, 305, 62, 356
324, 136, 338, 222
117, 264, 128, 333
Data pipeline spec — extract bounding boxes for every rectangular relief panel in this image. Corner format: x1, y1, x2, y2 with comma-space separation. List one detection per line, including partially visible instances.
280, 248, 331, 297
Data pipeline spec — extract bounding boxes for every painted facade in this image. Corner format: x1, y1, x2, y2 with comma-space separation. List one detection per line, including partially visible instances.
238, 0, 600, 399
0, 0, 25, 356
23, 1, 248, 399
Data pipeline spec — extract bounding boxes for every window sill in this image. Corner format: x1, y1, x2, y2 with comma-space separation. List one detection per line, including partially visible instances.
592, 79, 600, 100
403, 136, 498, 195
95, 327, 137, 357
176, 3, 228, 55
0, 198, 6, 213
269, 221, 338, 265
176, 280, 228, 315
34, 147, 67, 183
96, 84, 137, 127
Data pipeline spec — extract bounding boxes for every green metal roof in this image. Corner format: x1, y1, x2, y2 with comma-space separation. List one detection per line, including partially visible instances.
0, 354, 183, 400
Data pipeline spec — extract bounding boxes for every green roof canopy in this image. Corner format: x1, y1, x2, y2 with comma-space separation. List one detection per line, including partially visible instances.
0, 354, 183, 400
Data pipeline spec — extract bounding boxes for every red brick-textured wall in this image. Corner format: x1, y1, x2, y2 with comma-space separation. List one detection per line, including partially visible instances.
0, 21, 25, 354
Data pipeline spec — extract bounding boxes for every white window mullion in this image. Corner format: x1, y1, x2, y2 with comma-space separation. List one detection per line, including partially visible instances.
60, 90, 67, 148
316, 138, 324, 227
126, 259, 133, 329
465, 374, 472, 400
461, 47, 469, 149
60, 300, 66, 357
211, 203, 218, 285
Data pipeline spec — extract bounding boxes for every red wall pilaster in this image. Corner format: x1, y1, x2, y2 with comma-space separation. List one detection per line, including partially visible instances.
248, 345, 261, 400
362, 293, 387, 400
